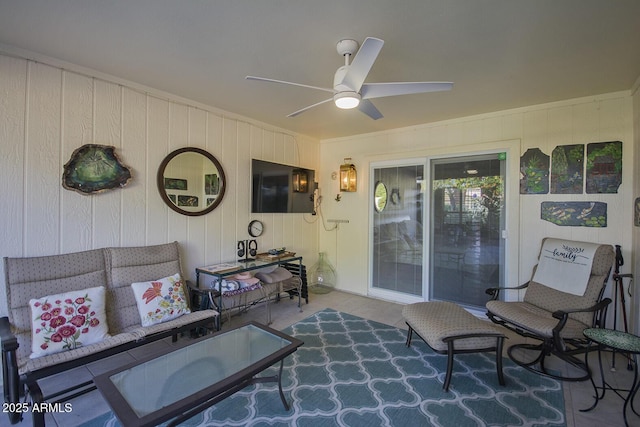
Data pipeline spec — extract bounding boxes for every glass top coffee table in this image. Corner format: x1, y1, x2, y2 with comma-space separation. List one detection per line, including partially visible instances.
94, 321, 303, 427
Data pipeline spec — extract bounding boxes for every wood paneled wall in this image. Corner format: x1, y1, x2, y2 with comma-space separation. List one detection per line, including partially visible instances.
0, 54, 320, 315
632, 83, 640, 333
320, 91, 634, 308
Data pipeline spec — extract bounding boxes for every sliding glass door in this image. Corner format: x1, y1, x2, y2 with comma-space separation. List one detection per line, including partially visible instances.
430, 154, 505, 308
371, 163, 425, 299
370, 154, 506, 309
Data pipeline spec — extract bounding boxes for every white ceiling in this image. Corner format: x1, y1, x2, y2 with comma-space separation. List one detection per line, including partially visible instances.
1, 0, 639, 140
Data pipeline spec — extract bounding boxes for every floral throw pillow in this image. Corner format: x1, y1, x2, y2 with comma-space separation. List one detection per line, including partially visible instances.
29, 286, 110, 359
131, 273, 191, 327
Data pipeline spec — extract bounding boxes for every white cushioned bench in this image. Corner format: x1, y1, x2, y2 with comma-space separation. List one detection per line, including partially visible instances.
402, 301, 506, 391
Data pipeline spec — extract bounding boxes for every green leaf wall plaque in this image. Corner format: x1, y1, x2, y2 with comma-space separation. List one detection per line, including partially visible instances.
541, 201, 607, 227
62, 144, 132, 195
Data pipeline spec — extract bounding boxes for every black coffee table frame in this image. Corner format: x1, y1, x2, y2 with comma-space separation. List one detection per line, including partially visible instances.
94, 321, 303, 427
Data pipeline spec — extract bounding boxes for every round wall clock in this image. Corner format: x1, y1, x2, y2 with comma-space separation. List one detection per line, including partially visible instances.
248, 220, 264, 237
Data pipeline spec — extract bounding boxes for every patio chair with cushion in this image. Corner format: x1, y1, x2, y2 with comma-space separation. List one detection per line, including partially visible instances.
486, 238, 614, 381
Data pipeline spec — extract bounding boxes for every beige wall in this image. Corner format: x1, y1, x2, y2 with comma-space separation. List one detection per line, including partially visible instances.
319, 92, 634, 323
0, 54, 321, 316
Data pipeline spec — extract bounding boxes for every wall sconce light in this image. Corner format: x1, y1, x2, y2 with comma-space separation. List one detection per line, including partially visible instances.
340, 158, 357, 192
292, 168, 308, 193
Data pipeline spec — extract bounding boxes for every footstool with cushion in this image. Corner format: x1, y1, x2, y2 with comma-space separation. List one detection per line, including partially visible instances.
402, 301, 506, 391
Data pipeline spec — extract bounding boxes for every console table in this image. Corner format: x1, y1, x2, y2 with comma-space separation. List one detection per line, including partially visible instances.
582, 328, 640, 426
195, 255, 305, 329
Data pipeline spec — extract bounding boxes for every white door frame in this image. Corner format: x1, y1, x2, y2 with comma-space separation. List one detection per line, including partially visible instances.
367, 140, 521, 305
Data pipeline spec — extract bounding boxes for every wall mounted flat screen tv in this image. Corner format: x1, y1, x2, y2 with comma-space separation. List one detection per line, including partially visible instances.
251, 159, 315, 213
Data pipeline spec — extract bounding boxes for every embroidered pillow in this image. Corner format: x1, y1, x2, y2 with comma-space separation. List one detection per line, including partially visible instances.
131, 273, 191, 327
29, 286, 109, 359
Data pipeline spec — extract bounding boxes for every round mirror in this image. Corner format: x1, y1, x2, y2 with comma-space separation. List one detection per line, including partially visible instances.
374, 181, 388, 212
157, 147, 226, 216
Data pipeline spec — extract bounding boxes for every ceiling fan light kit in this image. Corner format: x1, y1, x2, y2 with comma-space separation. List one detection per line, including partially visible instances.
246, 37, 452, 119
334, 91, 361, 109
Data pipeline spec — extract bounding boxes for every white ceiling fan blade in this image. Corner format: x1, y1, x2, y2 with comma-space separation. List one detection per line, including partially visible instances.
339, 37, 384, 91
246, 76, 334, 94
358, 99, 383, 120
287, 98, 334, 117
361, 82, 453, 99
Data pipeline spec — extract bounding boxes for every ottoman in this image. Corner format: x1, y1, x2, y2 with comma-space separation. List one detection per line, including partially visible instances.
402, 301, 506, 391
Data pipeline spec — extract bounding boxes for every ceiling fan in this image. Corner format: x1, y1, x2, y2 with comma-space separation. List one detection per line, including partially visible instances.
246, 37, 453, 120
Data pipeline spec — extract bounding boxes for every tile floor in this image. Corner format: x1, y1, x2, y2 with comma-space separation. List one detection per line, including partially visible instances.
9, 290, 639, 427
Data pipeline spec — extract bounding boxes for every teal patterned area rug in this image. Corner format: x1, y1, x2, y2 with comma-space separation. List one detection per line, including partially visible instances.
90, 309, 565, 427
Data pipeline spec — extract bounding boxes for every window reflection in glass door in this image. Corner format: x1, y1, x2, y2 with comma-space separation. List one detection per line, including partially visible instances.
372, 164, 424, 297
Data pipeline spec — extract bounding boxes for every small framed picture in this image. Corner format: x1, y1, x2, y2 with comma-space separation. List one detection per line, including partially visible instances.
205, 174, 219, 195
177, 195, 198, 207
635, 197, 640, 226
164, 178, 187, 190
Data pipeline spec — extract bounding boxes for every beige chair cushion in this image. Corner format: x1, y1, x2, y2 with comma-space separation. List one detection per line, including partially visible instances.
403, 301, 502, 352
105, 242, 183, 334
522, 242, 614, 327
486, 300, 588, 340
4, 249, 107, 363
23, 331, 142, 374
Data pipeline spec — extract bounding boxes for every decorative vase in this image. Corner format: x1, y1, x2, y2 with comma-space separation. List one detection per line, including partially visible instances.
308, 252, 336, 294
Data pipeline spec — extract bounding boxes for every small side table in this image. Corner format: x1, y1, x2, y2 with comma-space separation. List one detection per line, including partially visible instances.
582, 328, 640, 426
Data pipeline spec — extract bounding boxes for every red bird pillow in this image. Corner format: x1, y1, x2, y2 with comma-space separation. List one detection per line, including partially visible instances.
131, 273, 190, 327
